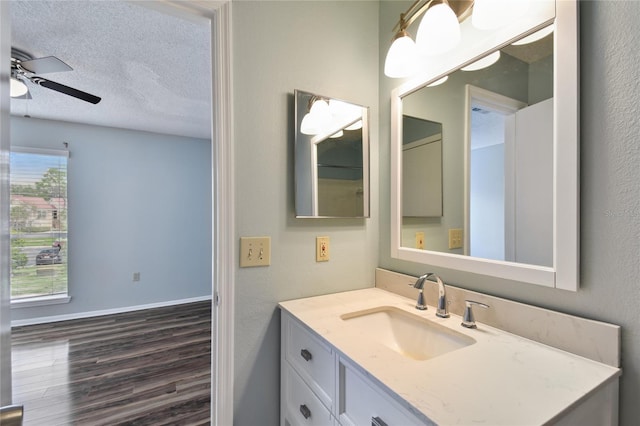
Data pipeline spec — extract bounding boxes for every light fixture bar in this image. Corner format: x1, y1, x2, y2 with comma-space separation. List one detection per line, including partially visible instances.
391, 0, 474, 35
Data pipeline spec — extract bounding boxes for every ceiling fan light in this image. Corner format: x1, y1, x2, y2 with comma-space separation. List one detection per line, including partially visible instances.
10, 77, 28, 98
461, 51, 501, 71
384, 30, 419, 78
472, 0, 530, 30
416, 2, 461, 56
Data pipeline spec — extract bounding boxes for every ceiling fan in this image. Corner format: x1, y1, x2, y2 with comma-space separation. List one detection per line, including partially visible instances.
10, 47, 101, 104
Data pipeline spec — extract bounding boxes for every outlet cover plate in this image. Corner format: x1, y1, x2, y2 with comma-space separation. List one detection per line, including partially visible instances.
316, 236, 330, 262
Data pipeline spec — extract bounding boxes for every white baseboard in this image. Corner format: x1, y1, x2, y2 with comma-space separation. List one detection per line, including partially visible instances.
11, 295, 212, 327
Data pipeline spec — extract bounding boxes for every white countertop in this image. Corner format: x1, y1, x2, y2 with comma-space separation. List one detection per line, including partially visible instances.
279, 288, 621, 425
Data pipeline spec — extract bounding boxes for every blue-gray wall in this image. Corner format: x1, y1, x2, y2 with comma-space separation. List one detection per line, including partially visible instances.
379, 2, 640, 425
10, 117, 212, 321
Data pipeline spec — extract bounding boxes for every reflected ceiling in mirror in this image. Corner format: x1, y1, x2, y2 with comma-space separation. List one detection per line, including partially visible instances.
294, 90, 370, 218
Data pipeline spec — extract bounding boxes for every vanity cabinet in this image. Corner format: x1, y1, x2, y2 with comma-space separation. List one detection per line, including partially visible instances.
281, 311, 427, 426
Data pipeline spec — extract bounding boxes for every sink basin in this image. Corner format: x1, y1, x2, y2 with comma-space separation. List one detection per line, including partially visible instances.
340, 306, 475, 361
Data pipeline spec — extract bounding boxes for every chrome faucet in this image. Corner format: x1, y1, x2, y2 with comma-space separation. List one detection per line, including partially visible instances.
410, 273, 450, 318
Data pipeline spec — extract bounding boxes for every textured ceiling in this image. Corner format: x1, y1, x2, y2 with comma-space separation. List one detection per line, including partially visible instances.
10, 0, 212, 140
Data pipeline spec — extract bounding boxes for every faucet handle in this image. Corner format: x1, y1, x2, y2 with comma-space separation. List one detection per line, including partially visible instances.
461, 300, 489, 329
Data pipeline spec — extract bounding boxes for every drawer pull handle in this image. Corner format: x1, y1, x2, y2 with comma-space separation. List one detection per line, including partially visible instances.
371, 416, 388, 426
299, 404, 311, 419
300, 348, 313, 362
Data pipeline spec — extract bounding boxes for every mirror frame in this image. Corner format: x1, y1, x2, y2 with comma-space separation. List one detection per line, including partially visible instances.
390, 0, 579, 291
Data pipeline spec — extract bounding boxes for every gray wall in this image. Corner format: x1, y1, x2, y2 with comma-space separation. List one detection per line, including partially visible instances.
379, 2, 640, 425
232, 1, 379, 424
10, 117, 212, 321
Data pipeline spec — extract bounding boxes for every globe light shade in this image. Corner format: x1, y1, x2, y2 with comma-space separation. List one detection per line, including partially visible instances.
461, 51, 501, 71
10, 77, 28, 98
416, 2, 461, 56
472, 0, 530, 30
384, 31, 419, 78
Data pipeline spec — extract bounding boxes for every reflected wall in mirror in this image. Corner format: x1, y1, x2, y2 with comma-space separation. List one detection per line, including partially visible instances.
390, 0, 579, 290
294, 90, 370, 218
400, 29, 553, 266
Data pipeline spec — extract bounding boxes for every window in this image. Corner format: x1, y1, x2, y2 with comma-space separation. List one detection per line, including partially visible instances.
10, 147, 69, 300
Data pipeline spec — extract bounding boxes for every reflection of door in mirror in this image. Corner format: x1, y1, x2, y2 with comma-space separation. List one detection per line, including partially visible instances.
316, 136, 364, 217
402, 116, 443, 218
467, 88, 553, 267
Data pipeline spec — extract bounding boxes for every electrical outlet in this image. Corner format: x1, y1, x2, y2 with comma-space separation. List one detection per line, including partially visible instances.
239, 236, 271, 267
316, 236, 330, 262
133, 272, 140, 282
448, 228, 463, 249
416, 232, 425, 249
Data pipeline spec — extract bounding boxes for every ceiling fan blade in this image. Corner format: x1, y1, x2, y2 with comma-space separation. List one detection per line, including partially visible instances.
19, 56, 73, 74
29, 76, 101, 104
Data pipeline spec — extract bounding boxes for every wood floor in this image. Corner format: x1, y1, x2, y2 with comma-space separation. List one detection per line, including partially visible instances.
11, 301, 212, 426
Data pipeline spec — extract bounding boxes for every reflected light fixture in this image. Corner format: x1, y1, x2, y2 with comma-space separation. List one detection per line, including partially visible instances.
301, 97, 362, 137
461, 50, 501, 71
427, 75, 449, 87
10, 77, 28, 98
512, 24, 554, 45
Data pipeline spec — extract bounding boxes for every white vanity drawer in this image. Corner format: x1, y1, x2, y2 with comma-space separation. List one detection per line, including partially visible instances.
284, 313, 335, 409
283, 363, 334, 426
338, 359, 426, 426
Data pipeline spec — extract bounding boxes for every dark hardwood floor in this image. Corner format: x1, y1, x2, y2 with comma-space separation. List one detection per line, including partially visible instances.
11, 301, 212, 425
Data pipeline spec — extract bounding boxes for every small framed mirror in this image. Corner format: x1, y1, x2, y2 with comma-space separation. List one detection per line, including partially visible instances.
294, 90, 370, 218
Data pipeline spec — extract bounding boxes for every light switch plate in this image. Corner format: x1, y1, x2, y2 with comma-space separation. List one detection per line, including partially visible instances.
448, 228, 463, 249
239, 236, 271, 267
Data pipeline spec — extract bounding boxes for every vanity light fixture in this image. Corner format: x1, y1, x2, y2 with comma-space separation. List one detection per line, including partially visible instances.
384, 0, 533, 78
10, 76, 28, 98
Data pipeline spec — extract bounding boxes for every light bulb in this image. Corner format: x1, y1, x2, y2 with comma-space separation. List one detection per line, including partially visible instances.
10, 77, 28, 98
416, 2, 461, 56
472, 0, 530, 30
346, 120, 363, 131
330, 130, 344, 139
384, 30, 419, 78
461, 51, 501, 71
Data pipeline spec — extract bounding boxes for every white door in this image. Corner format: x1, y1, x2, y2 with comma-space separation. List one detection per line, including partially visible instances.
504, 98, 554, 266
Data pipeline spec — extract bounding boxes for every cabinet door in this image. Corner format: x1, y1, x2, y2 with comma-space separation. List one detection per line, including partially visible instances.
282, 363, 334, 426
338, 359, 428, 426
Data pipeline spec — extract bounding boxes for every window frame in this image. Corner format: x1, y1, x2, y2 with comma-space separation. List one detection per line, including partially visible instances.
9, 146, 71, 306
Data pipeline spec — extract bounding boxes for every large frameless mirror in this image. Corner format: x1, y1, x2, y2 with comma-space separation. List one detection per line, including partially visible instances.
294, 90, 370, 218
390, 0, 579, 290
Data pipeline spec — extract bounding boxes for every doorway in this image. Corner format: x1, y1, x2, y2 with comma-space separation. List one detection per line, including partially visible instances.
0, 1, 233, 424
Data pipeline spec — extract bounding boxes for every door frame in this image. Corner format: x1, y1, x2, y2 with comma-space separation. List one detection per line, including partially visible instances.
0, 1, 235, 424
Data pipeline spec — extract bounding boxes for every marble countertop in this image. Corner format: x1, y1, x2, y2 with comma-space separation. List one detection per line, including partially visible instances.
279, 288, 621, 425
